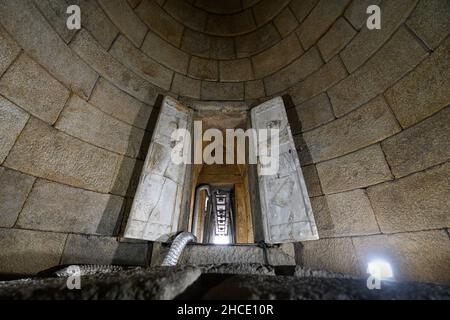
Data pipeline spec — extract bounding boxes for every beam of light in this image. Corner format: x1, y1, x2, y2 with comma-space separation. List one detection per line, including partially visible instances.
213, 235, 230, 245
367, 260, 394, 280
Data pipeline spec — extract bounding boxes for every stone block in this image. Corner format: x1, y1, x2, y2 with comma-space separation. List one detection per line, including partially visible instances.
273, 6, 299, 37
329, 27, 428, 117
206, 10, 256, 36
171, 73, 201, 99
61, 234, 149, 266
0, 26, 20, 75
245, 80, 265, 100
0, 96, 29, 164
0, 228, 66, 275
0, 0, 98, 99
188, 57, 218, 81
210, 36, 235, 60
344, 0, 381, 29
382, 106, 450, 178
181, 28, 210, 58
297, 0, 351, 50
98, 0, 147, 47
0, 54, 70, 124
219, 59, 253, 82
0, 167, 35, 228
311, 189, 379, 237
302, 165, 322, 197
110, 156, 143, 197
353, 230, 450, 284
110, 35, 173, 90
252, 0, 290, 26
317, 18, 356, 62
89, 78, 153, 130
33, 0, 76, 43
367, 162, 450, 233
317, 144, 392, 194
179, 245, 265, 265
289, 0, 319, 23
235, 24, 281, 58
301, 96, 400, 163
163, 0, 207, 31
201, 81, 244, 101
385, 37, 450, 128
17, 179, 124, 235
4, 118, 119, 193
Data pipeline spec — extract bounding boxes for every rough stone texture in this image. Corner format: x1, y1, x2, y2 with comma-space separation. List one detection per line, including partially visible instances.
179, 245, 265, 265
367, 162, 450, 233
311, 189, 380, 237
110, 156, 142, 197
0, 167, 35, 228
171, 73, 201, 99
407, 0, 450, 50
70, 30, 158, 105
235, 24, 281, 58
0, 26, 20, 76
289, 56, 348, 105
4, 118, 119, 193
206, 10, 256, 36
301, 97, 401, 163
202, 264, 275, 275
61, 234, 149, 266
382, 106, 450, 178
110, 35, 173, 91
209, 36, 236, 60
188, 57, 218, 81
297, 0, 351, 50
55, 95, 145, 158
252, 0, 290, 27
353, 230, 450, 284
385, 37, 450, 128
267, 244, 296, 266
289, 0, 319, 23
300, 238, 361, 276
201, 81, 244, 101
252, 34, 303, 78
317, 144, 392, 194
329, 27, 428, 117
0, 228, 66, 275
341, 0, 418, 73
98, 0, 147, 47
0, 54, 70, 124
17, 179, 123, 235
245, 80, 265, 100
317, 18, 356, 62
344, 0, 381, 29
89, 78, 153, 130
264, 47, 323, 95
301, 165, 322, 197
273, 7, 299, 37
0, 0, 98, 99
181, 29, 210, 58
142, 31, 189, 74
287, 93, 334, 133
163, 0, 208, 31
219, 59, 253, 82
0, 96, 29, 164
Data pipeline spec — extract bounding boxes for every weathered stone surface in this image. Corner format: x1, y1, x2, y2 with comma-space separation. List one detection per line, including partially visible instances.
206, 10, 256, 36
89, 78, 153, 130
301, 97, 401, 163
0, 54, 70, 124
0, 26, 20, 75
287, 93, 334, 133
171, 73, 201, 99
353, 230, 450, 284
252, 34, 303, 79
136, 0, 184, 46
71, 0, 119, 49
264, 47, 323, 95
180, 245, 264, 265
56, 95, 145, 158
385, 37, 450, 128
196, 0, 241, 13
300, 237, 362, 276
317, 18, 356, 62
201, 81, 244, 101
273, 6, 299, 37
302, 165, 322, 197
219, 59, 253, 82
127, 0, 142, 8
297, 0, 351, 49
18, 179, 123, 235
289, 56, 348, 105
344, 0, 381, 29
210, 36, 235, 60
62, 234, 149, 266
142, 31, 189, 74
188, 57, 218, 81
0, 97, 29, 164
367, 162, 450, 233
0, 167, 35, 228
33, 0, 76, 43
311, 189, 379, 237
4, 118, 119, 193
70, 29, 158, 105
289, 0, 319, 23
235, 24, 281, 58
382, 107, 450, 178
203, 264, 275, 275
164, 0, 207, 31
341, 0, 418, 73
317, 144, 392, 194
245, 80, 265, 100
253, 0, 290, 26
181, 29, 210, 58
110, 35, 173, 91
267, 243, 296, 266
0, 228, 66, 275
0, 0, 98, 99
329, 27, 428, 117
407, 0, 450, 49
110, 156, 143, 197
98, 0, 147, 47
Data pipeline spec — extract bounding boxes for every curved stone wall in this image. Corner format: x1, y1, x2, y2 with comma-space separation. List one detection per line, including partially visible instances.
0, 0, 449, 284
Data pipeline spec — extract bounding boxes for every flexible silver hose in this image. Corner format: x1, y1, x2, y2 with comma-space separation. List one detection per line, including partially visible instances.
161, 232, 197, 266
